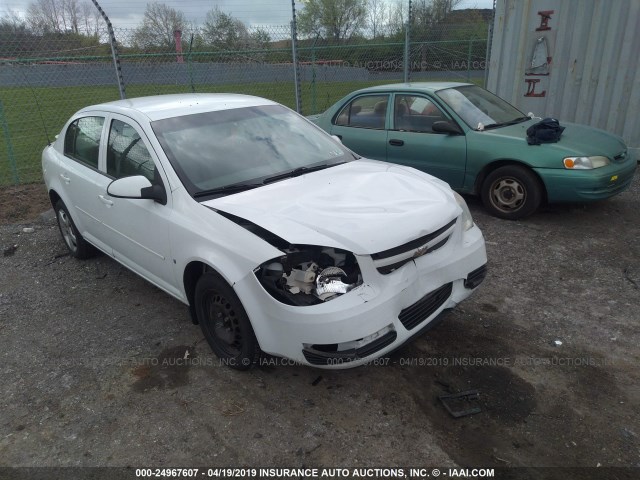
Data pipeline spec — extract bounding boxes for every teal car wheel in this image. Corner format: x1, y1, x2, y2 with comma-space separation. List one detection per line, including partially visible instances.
481, 165, 543, 220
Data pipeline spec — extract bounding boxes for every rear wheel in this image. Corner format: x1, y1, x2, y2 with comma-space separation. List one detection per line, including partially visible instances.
54, 199, 94, 259
194, 272, 260, 370
481, 165, 543, 220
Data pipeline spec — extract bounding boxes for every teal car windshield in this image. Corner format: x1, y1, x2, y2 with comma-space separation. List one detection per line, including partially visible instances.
437, 86, 528, 130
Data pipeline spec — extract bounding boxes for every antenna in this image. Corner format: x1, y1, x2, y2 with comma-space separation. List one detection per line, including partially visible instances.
18, 68, 51, 145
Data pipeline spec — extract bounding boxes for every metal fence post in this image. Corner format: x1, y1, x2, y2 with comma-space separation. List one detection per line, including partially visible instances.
484, 0, 497, 87
467, 39, 473, 81
290, 1, 302, 114
311, 42, 317, 114
90, 0, 126, 99
187, 34, 196, 93
404, 0, 412, 83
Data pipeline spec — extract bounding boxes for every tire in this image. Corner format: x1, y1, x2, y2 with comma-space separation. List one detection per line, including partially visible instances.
480, 165, 543, 220
194, 272, 260, 370
54, 199, 94, 259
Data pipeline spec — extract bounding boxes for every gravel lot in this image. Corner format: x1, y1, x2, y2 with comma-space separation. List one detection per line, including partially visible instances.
1, 178, 639, 477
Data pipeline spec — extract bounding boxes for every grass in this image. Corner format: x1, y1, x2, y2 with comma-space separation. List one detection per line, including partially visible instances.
0, 80, 387, 186
0, 77, 482, 186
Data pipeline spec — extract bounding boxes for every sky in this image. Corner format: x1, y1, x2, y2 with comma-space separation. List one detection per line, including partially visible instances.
0, 0, 495, 28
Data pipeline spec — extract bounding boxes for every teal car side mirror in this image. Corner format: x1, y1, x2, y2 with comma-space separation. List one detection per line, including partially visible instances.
432, 121, 463, 135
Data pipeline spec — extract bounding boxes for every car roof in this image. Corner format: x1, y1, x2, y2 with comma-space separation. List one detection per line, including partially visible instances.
78, 93, 278, 122
351, 82, 473, 95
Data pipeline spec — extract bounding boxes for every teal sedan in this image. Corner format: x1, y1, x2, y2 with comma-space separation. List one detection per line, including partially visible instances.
309, 82, 637, 219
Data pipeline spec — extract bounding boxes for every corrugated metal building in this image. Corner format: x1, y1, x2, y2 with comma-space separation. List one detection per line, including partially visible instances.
487, 0, 640, 159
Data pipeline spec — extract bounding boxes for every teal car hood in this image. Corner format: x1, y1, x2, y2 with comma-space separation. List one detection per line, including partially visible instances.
480, 120, 626, 158
306, 113, 322, 124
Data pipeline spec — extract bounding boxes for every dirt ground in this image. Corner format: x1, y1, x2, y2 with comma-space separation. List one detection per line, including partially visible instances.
1, 178, 639, 478
0, 184, 51, 225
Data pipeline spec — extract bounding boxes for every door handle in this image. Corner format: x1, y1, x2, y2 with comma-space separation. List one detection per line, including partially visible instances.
98, 195, 114, 207
60, 173, 71, 184
389, 139, 404, 146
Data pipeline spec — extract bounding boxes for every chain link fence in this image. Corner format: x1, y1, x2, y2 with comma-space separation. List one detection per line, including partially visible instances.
297, 26, 488, 114
0, 5, 489, 223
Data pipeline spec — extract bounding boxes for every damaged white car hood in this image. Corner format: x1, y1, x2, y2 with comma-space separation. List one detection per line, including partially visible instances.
203, 160, 460, 255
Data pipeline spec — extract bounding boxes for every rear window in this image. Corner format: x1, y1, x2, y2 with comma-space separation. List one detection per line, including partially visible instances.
64, 116, 104, 169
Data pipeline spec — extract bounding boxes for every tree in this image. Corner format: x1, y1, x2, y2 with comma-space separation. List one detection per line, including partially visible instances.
0, 10, 27, 33
25, 0, 102, 35
366, 0, 388, 39
411, 0, 463, 40
0, 12, 30, 56
79, 1, 103, 37
248, 27, 272, 60
298, 0, 368, 43
385, 1, 407, 38
133, 2, 188, 49
442, 9, 490, 41
1, 9, 107, 58
249, 28, 271, 50
202, 7, 249, 51
26, 0, 64, 33
201, 9, 272, 62
62, 0, 81, 34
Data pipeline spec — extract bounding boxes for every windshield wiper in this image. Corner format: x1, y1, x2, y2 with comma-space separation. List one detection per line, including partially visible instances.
483, 116, 532, 130
193, 183, 263, 198
263, 162, 346, 184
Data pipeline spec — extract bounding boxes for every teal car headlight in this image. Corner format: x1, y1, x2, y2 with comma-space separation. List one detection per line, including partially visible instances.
453, 192, 474, 231
563, 156, 609, 169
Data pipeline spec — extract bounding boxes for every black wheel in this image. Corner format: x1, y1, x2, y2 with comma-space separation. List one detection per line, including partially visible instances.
481, 165, 543, 220
194, 272, 260, 370
54, 199, 94, 259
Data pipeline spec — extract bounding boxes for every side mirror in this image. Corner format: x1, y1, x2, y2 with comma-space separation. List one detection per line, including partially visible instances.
432, 120, 463, 135
107, 175, 167, 205
331, 134, 342, 144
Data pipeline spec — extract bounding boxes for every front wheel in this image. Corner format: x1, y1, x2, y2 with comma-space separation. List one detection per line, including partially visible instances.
481, 165, 543, 220
194, 272, 260, 370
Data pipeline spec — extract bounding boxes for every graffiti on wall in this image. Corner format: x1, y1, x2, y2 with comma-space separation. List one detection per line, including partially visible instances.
524, 10, 554, 97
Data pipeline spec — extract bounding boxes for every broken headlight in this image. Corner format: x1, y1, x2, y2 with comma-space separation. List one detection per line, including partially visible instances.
255, 246, 363, 306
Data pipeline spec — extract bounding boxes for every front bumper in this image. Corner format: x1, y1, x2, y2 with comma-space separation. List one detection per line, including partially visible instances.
234, 220, 487, 369
535, 159, 637, 203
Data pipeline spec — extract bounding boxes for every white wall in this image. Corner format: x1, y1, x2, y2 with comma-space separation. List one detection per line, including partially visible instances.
487, 0, 640, 158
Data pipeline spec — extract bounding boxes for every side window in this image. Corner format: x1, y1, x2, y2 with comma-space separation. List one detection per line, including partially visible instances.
107, 119, 156, 183
63, 116, 104, 169
393, 95, 447, 133
334, 95, 388, 130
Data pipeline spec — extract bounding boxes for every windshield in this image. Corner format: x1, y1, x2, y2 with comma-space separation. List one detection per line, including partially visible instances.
436, 85, 527, 130
152, 104, 350, 197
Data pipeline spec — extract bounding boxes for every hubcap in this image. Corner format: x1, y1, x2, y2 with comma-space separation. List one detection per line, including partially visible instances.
490, 178, 526, 212
58, 210, 78, 252
204, 293, 242, 357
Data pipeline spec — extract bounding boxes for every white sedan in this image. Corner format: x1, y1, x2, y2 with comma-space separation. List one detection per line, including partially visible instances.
42, 94, 487, 369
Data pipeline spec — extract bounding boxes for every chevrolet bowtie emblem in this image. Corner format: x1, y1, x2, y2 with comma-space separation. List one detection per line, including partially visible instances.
412, 245, 429, 259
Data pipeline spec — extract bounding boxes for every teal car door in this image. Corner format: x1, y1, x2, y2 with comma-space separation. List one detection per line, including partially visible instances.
329, 93, 389, 161
385, 93, 467, 188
